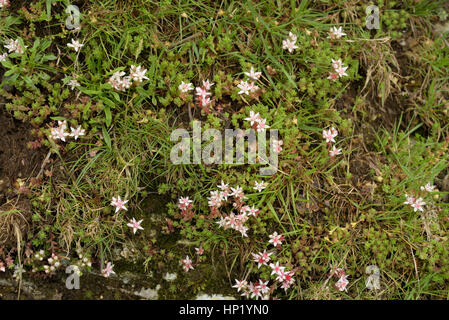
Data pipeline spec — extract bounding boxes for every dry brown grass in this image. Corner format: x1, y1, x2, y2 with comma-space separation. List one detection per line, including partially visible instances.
0, 199, 29, 247
359, 37, 402, 106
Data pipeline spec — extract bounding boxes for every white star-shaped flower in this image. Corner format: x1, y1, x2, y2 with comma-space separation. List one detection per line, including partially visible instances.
67, 39, 84, 52
253, 181, 266, 192
328, 26, 346, 39
69, 125, 85, 140
244, 67, 262, 81
237, 80, 251, 95
179, 81, 193, 93
129, 65, 149, 83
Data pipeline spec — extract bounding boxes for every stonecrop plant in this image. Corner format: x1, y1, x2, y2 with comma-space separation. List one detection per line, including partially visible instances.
0, 0, 448, 300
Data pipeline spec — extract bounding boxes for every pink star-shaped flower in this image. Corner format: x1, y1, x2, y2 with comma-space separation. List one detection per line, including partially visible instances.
127, 218, 144, 234
102, 262, 115, 278
268, 232, 284, 247
111, 196, 128, 213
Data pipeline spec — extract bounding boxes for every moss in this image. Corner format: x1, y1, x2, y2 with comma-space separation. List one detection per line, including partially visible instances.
84, 290, 93, 299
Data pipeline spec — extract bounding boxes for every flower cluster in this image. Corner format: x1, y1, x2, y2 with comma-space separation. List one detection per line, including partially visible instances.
68, 249, 92, 277
282, 32, 298, 53
108, 71, 131, 91
404, 194, 426, 212
322, 126, 341, 157
420, 182, 436, 193
43, 253, 61, 274
8, 249, 93, 277
207, 190, 226, 208
237, 67, 261, 97
34, 250, 45, 261
403, 182, 437, 213
238, 280, 271, 300
0, 0, 10, 9
327, 58, 348, 81
237, 80, 259, 96
49, 121, 69, 142
252, 250, 274, 269
244, 111, 270, 133
108, 65, 148, 91
49, 120, 86, 142
232, 229, 294, 299
216, 211, 250, 237
265, 232, 297, 294
195, 79, 214, 112
210, 182, 262, 237
273, 266, 296, 292
330, 266, 349, 292
76, 249, 92, 268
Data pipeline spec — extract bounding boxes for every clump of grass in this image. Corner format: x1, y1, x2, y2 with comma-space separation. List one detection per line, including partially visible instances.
0, 0, 448, 300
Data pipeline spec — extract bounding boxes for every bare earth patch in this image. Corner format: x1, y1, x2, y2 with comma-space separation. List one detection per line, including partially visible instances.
0, 107, 45, 245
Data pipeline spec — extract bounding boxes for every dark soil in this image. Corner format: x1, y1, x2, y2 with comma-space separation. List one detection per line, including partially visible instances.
0, 106, 47, 245
0, 108, 46, 203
